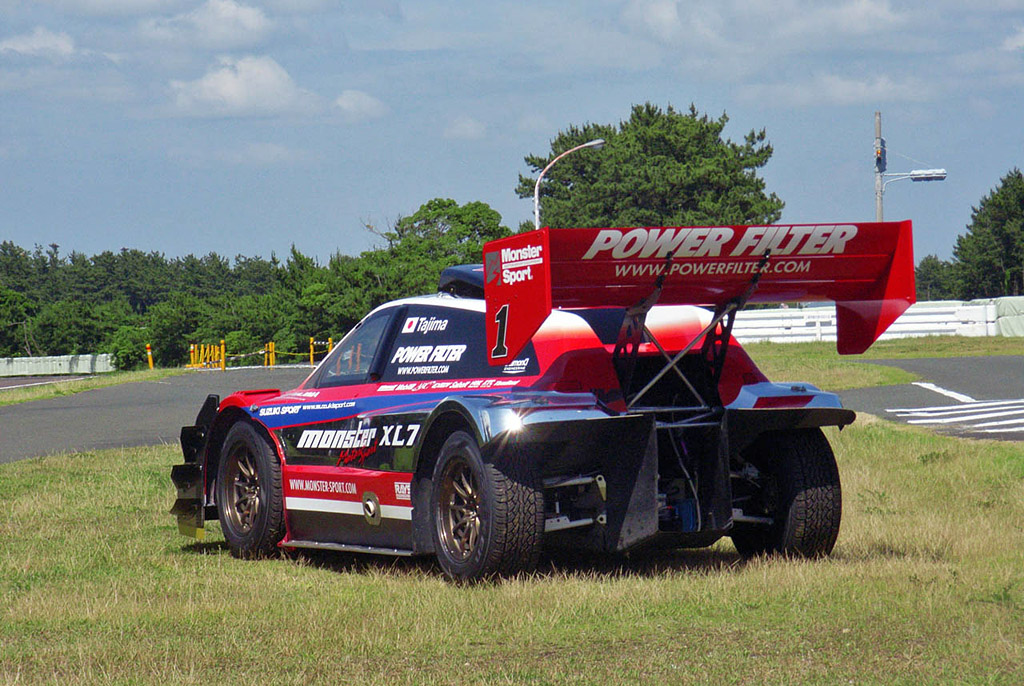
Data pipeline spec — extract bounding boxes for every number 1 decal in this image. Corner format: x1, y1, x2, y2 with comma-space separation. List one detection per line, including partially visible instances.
491, 304, 509, 358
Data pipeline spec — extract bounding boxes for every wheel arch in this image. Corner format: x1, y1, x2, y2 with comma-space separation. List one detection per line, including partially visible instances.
410, 404, 478, 554
204, 408, 274, 503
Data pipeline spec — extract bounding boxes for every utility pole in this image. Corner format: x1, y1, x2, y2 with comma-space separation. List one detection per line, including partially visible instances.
874, 111, 886, 222
874, 111, 945, 222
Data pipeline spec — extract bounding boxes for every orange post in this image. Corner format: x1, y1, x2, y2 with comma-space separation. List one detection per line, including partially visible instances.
146, 344, 154, 370
328, 337, 333, 352
220, 339, 226, 371
309, 337, 315, 365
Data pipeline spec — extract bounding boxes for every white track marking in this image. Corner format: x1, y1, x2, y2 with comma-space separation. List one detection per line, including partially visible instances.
887, 392, 1024, 435
886, 399, 1024, 415
910, 382, 977, 404
906, 407, 1024, 425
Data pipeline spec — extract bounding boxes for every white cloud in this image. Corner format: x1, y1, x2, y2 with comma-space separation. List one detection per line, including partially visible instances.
40, 0, 181, 16
142, 0, 272, 48
443, 115, 486, 140
516, 113, 552, 133
623, 0, 683, 43
0, 27, 75, 58
334, 89, 389, 123
169, 55, 318, 117
1003, 27, 1024, 50
171, 141, 311, 166
739, 73, 934, 107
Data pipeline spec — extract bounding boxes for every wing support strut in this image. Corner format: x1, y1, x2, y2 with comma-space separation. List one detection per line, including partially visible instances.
626, 250, 772, 411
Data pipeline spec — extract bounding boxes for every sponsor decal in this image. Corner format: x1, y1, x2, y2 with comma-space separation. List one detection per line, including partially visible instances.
379, 424, 421, 447
394, 481, 411, 501
282, 390, 321, 399
300, 401, 356, 411
296, 427, 377, 451
337, 444, 378, 466
377, 379, 514, 392
502, 358, 530, 375
259, 405, 301, 417
396, 365, 450, 376
390, 345, 466, 364
401, 316, 449, 334
484, 243, 544, 285
288, 478, 356, 495
613, 259, 812, 278
580, 225, 857, 261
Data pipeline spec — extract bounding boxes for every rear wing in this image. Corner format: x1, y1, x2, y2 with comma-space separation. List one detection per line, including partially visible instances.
483, 222, 915, 364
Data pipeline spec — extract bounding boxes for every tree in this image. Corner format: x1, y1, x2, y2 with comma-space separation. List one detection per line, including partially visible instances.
359, 198, 511, 304
516, 103, 784, 230
915, 254, 955, 300
952, 168, 1024, 298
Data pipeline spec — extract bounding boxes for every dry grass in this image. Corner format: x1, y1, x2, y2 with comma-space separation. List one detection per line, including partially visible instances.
2, 419, 1022, 684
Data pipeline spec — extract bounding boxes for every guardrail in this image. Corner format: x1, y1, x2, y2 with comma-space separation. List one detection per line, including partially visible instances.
732, 299, 1019, 344
0, 354, 114, 377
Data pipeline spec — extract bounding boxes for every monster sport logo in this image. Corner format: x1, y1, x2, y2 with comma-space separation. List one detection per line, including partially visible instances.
485, 243, 544, 285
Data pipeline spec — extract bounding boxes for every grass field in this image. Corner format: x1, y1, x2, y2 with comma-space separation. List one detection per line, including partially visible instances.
0, 368, 187, 408
2, 417, 1022, 684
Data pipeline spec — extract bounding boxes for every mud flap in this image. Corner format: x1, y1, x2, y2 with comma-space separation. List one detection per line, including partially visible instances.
170, 394, 219, 539
529, 413, 659, 553
170, 462, 205, 539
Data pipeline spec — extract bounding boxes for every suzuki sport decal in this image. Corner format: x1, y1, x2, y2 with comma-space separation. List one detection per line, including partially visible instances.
484, 222, 915, 363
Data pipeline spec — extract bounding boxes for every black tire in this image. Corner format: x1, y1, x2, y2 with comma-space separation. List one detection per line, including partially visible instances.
216, 421, 286, 559
430, 431, 544, 580
731, 429, 841, 558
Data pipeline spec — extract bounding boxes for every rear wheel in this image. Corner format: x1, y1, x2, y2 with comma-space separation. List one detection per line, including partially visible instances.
730, 429, 841, 558
430, 431, 543, 580
216, 421, 285, 558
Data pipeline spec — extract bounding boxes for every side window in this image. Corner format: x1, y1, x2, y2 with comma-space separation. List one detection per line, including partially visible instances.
311, 311, 393, 388
381, 305, 538, 381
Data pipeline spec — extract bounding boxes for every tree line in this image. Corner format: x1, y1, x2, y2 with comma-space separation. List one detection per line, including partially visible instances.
915, 168, 1024, 301
1, 104, 1020, 368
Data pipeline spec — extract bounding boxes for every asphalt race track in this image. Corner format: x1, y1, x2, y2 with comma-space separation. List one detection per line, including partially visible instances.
0, 367, 310, 465
0, 356, 1021, 465
839, 355, 1024, 441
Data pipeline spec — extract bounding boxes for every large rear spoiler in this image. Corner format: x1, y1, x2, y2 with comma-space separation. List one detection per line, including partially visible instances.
483, 222, 915, 364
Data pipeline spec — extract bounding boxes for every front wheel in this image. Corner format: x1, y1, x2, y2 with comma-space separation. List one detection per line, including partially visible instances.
430, 431, 544, 580
216, 421, 286, 558
730, 429, 841, 558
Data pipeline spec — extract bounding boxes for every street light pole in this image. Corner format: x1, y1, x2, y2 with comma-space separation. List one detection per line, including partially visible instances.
874, 111, 946, 221
534, 138, 605, 230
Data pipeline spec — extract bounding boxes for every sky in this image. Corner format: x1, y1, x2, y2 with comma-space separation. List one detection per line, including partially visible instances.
2, 0, 1023, 265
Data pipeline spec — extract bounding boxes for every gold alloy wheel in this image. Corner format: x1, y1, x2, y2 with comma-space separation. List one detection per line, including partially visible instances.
224, 445, 261, 533
437, 456, 481, 560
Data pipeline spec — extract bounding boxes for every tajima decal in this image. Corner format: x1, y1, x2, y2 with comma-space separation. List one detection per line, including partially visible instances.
401, 316, 449, 334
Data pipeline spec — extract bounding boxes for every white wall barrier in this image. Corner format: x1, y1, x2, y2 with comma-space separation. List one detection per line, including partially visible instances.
0, 354, 114, 377
732, 299, 1019, 344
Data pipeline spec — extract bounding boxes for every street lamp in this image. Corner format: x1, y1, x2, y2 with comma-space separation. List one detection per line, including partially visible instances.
874, 112, 946, 221
533, 138, 605, 230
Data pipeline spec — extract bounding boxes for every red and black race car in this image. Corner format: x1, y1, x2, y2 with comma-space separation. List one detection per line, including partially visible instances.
171, 222, 915, 580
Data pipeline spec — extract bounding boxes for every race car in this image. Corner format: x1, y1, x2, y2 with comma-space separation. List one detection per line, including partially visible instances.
171, 221, 915, 580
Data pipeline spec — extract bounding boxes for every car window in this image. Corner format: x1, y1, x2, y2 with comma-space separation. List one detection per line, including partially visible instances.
311, 311, 393, 388
381, 305, 538, 381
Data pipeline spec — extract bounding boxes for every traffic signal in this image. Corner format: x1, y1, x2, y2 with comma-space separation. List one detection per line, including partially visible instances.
874, 138, 887, 173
